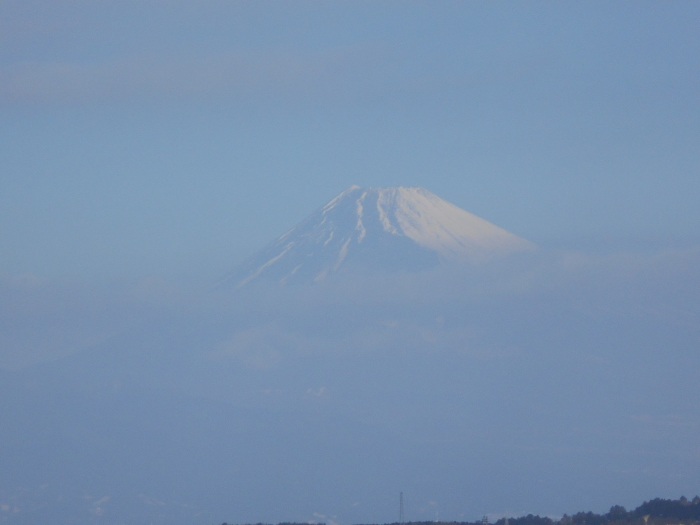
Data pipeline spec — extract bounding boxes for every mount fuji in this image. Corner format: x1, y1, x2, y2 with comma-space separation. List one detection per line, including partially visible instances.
224, 186, 535, 287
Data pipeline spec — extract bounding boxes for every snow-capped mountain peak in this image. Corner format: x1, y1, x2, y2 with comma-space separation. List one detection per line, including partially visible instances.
224, 186, 535, 287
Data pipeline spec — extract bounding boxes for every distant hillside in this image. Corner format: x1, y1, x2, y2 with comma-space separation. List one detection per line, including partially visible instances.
226, 496, 700, 525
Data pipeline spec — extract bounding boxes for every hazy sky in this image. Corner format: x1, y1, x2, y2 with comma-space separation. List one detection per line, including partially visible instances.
1, 1, 699, 280
2, 5, 700, 522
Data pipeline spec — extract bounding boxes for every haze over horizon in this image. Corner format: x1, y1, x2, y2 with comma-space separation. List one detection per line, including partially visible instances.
1, 2, 699, 525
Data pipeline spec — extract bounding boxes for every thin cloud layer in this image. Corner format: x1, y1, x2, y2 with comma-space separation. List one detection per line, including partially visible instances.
3, 246, 698, 370
0, 45, 393, 106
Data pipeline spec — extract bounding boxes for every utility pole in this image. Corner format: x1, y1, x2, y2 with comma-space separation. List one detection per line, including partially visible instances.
399, 492, 404, 525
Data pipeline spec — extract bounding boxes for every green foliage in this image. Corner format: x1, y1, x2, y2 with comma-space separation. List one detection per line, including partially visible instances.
630, 498, 700, 521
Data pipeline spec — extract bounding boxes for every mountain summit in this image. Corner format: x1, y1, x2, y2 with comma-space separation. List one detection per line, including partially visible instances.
224, 186, 535, 287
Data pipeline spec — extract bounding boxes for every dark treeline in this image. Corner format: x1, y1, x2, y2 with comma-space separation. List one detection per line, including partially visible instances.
224, 496, 700, 525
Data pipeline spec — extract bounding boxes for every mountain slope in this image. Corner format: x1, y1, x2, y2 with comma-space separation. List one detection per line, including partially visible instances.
223, 186, 534, 287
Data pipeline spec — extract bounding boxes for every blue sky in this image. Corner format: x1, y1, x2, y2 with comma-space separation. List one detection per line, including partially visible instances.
1, 1, 699, 280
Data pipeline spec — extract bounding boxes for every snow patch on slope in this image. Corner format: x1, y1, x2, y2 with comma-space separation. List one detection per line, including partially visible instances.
323, 185, 360, 215
387, 187, 535, 260
355, 192, 367, 242
237, 242, 296, 288
377, 190, 399, 235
